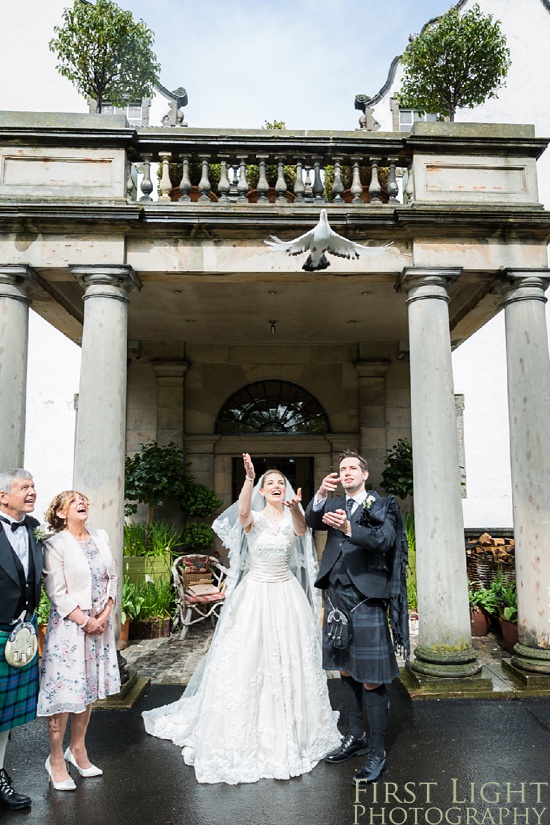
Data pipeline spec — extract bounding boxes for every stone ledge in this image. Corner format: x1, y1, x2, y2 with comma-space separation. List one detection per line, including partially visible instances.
93, 673, 150, 710
399, 664, 495, 699
398, 660, 550, 700
502, 659, 550, 693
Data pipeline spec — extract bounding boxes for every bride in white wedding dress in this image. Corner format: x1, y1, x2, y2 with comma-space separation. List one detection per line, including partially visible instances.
142, 453, 341, 785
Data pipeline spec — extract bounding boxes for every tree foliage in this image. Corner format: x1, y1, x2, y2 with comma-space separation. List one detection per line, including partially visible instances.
50, 0, 161, 112
380, 438, 414, 499
124, 441, 222, 524
124, 442, 188, 521
397, 3, 511, 122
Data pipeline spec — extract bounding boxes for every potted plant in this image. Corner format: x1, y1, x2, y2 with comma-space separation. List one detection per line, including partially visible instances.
123, 520, 182, 585
498, 580, 518, 654
468, 582, 499, 636
119, 578, 145, 649
129, 579, 175, 639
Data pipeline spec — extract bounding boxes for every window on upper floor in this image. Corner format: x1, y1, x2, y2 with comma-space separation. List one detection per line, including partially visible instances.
398, 109, 437, 132
95, 101, 147, 126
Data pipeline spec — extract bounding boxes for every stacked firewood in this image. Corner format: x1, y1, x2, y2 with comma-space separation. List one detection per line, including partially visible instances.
466, 532, 515, 588
466, 532, 515, 565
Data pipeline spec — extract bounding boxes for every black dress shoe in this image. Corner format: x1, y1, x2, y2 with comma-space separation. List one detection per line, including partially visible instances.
324, 734, 370, 764
352, 753, 387, 784
0, 768, 31, 810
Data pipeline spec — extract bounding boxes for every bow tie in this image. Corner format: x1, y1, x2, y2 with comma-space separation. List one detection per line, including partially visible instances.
0, 515, 29, 532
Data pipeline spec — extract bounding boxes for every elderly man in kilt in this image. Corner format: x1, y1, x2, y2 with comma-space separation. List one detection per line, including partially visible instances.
306, 450, 409, 785
0, 469, 43, 810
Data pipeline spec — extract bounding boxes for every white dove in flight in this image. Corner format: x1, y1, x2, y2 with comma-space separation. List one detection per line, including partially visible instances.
264, 209, 392, 272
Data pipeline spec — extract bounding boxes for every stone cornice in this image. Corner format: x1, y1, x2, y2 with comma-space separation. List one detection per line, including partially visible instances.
0, 112, 134, 149
2, 202, 550, 242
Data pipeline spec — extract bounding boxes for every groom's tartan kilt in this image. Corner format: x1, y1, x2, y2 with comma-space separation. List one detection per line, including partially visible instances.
322, 584, 399, 684
0, 626, 39, 733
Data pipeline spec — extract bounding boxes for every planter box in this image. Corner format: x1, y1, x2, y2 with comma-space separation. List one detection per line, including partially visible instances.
123, 551, 171, 585
129, 618, 171, 639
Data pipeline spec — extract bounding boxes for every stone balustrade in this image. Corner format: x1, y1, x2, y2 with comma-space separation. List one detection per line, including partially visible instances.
129, 130, 410, 205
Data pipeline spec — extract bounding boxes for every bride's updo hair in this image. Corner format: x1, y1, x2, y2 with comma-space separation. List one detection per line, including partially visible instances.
260, 468, 287, 486
259, 469, 288, 496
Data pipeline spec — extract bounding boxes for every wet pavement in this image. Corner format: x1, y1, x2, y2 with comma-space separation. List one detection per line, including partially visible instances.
3, 627, 550, 825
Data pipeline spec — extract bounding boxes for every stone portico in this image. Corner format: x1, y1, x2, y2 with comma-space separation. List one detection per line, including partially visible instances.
1, 112, 549, 688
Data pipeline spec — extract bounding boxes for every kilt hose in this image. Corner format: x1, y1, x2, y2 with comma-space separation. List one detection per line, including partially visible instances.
0, 621, 39, 733
322, 583, 399, 684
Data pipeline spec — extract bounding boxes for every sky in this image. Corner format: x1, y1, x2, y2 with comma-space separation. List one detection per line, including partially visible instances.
114, 0, 454, 130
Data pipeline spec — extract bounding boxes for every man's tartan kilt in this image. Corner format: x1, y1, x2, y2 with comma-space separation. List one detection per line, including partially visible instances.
322, 584, 399, 684
0, 623, 39, 732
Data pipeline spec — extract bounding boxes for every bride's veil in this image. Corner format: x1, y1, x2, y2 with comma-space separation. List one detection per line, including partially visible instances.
180, 472, 321, 700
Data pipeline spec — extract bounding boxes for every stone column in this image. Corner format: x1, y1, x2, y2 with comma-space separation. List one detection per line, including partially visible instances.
0, 265, 37, 468
70, 265, 141, 613
400, 268, 480, 678
153, 361, 189, 448
354, 360, 389, 488
499, 270, 550, 677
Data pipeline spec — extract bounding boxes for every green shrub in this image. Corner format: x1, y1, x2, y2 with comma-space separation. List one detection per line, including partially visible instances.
181, 522, 216, 554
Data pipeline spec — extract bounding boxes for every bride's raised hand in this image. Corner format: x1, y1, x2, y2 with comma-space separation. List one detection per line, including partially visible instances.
242, 452, 255, 480
283, 487, 302, 511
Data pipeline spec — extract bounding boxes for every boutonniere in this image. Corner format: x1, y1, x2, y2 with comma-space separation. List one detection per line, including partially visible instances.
363, 494, 376, 511
33, 526, 49, 542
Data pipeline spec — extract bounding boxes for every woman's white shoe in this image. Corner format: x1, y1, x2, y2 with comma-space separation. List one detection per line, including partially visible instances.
45, 756, 76, 791
64, 747, 103, 777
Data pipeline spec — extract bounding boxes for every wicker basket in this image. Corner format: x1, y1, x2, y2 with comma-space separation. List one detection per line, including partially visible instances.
466, 556, 515, 589
179, 555, 213, 587
183, 571, 214, 587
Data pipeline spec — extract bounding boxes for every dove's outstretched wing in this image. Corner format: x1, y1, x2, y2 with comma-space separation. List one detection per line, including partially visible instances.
354, 240, 393, 258
264, 227, 315, 257
326, 226, 393, 260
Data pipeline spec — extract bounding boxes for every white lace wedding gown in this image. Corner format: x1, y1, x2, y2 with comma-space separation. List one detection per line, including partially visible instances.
142, 510, 341, 784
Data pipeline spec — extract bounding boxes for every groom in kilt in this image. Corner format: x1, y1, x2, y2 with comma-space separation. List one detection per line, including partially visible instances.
0, 470, 43, 810
306, 450, 409, 785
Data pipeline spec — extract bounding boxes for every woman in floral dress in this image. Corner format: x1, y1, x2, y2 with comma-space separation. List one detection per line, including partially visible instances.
37, 491, 120, 790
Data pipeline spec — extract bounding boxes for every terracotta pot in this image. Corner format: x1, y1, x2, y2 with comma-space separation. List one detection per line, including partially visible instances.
499, 616, 519, 654
129, 617, 171, 640
118, 618, 130, 650
37, 624, 46, 658
470, 606, 491, 636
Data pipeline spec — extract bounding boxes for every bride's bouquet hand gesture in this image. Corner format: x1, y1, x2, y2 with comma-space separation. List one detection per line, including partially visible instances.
284, 488, 307, 536
283, 488, 302, 512
243, 452, 255, 481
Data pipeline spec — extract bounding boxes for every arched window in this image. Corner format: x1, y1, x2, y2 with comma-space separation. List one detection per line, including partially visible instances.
216, 381, 329, 435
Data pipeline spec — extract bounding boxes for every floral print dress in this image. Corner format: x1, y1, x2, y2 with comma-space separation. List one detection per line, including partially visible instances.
37, 537, 120, 716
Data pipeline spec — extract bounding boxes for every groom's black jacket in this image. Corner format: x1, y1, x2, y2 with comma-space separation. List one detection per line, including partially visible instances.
0, 515, 43, 624
305, 491, 397, 600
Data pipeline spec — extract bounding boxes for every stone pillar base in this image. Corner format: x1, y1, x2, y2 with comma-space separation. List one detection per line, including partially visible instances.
410, 644, 482, 678
510, 643, 550, 676
502, 658, 550, 692
401, 663, 493, 697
